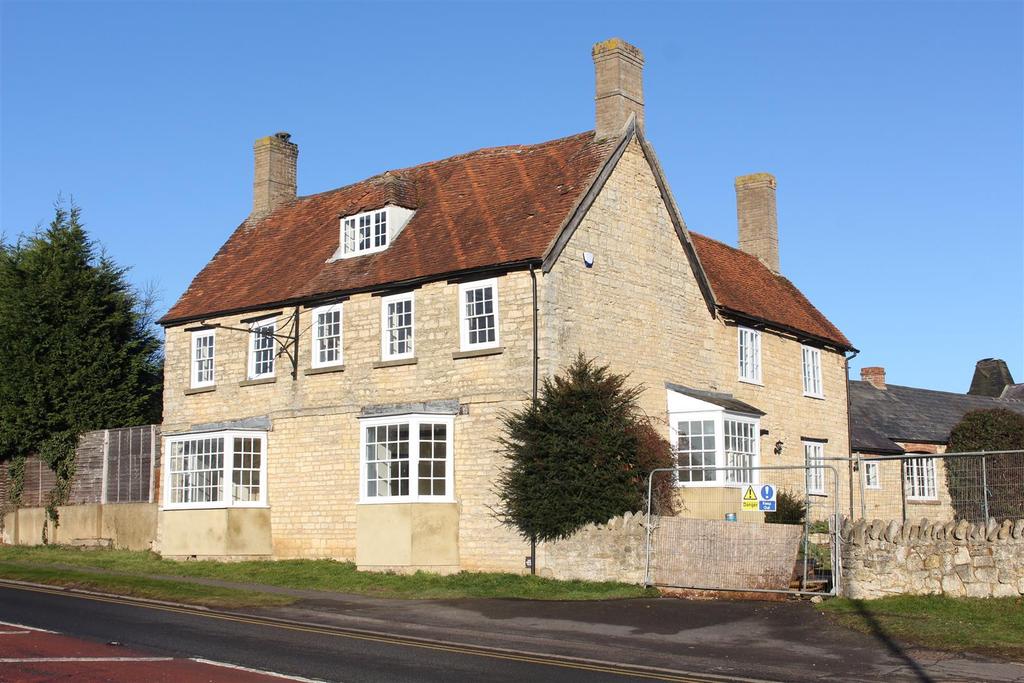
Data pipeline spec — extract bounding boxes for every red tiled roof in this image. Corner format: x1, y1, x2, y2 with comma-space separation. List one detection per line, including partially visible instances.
161, 131, 617, 324
690, 232, 852, 348
160, 129, 852, 351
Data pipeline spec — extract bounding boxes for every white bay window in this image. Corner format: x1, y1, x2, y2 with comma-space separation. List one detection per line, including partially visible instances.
164, 431, 267, 509
360, 414, 453, 502
669, 388, 761, 487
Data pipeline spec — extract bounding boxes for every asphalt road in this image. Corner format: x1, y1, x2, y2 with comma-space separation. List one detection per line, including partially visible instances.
0, 584, 743, 683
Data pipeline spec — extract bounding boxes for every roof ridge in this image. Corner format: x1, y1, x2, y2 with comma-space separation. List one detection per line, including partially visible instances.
294, 130, 597, 203
852, 379, 1024, 403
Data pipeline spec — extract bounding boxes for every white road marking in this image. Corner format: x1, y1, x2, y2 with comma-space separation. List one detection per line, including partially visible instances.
0, 630, 32, 635
0, 657, 175, 662
191, 657, 329, 682
0, 620, 57, 633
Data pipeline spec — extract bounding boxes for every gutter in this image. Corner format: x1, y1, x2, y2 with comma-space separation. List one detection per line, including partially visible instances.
528, 262, 540, 575
719, 307, 856, 354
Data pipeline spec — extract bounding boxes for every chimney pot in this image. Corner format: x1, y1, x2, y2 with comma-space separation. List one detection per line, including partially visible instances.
592, 38, 644, 138
735, 172, 780, 273
252, 132, 298, 218
861, 366, 886, 390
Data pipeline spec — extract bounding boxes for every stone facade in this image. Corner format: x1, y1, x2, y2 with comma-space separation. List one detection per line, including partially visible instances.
543, 139, 851, 519
160, 136, 851, 571
841, 516, 1024, 599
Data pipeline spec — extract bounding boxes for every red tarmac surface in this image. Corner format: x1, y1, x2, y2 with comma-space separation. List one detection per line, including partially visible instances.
0, 621, 318, 682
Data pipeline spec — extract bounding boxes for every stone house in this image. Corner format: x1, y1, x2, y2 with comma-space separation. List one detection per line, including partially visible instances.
851, 359, 1024, 520
156, 39, 855, 572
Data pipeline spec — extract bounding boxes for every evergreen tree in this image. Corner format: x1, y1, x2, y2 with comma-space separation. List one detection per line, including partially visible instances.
947, 408, 1024, 520
0, 202, 162, 502
495, 353, 675, 543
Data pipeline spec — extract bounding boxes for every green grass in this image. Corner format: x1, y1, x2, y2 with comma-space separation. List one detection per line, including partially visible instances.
821, 595, 1024, 659
0, 561, 294, 609
0, 545, 657, 601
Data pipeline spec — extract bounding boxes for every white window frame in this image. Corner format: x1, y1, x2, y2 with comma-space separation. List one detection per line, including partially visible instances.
671, 409, 760, 488
163, 430, 268, 510
904, 457, 938, 501
358, 414, 455, 504
863, 460, 881, 489
247, 317, 277, 379
341, 208, 390, 258
802, 345, 824, 398
311, 303, 344, 368
458, 278, 500, 351
381, 292, 415, 361
804, 440, 826, 495
190, 329, 216, 388
737, 327, 762, 385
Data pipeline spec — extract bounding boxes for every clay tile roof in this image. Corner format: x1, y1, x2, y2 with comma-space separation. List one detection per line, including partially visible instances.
160, 131, 617, 324
689, 232, 852, 349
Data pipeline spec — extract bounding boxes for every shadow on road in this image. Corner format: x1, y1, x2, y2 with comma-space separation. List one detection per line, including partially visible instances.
853, 600, 933, 683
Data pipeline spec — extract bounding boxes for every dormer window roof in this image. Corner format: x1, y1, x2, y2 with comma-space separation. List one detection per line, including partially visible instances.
333, 204, 415, 260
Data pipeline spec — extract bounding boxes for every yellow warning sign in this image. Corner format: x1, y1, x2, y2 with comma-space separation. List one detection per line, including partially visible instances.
741, 485, 758, 512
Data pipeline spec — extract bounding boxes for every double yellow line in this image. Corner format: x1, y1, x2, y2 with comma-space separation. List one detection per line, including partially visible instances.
0, 580, 768, 683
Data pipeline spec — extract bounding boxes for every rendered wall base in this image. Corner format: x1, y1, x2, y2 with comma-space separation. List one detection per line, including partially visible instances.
677, 487, 765, 524
160, 508, 272, 558
356, 503, 459, 571
0, 504, 157, 550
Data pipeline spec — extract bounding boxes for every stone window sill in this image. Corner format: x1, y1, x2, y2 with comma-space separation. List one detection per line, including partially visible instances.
239, 377, 277, 387
184, 385, 216, 396
373, 358, 418, 369
452, 346, 504, 360
305, 364, 345, 376
908, 499, 941, 506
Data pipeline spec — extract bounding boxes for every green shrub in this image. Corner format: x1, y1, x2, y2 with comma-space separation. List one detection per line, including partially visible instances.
947, 409, 1024, 520
765, 489, 806, 525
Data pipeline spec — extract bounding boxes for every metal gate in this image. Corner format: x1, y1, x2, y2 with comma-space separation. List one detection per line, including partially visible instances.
643, 464, 842, 596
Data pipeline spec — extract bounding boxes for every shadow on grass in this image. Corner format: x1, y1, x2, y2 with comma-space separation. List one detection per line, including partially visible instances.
853, 600, 933, 683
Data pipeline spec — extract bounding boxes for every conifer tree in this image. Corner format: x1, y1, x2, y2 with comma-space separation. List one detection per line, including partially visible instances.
495, 353, 675, 543
0, 201, 162, 509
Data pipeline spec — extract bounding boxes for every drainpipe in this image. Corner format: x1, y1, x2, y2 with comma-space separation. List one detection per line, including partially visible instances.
844, 349, 859, 519
529, 263, 540, 575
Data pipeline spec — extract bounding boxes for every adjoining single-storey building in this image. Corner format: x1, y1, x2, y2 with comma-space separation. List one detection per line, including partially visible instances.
156, 39, 855, 571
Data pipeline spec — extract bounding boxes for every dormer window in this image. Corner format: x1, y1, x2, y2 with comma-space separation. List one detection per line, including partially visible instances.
335, 205, 415, 260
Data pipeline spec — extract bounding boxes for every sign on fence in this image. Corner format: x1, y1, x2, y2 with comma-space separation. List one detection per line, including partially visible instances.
741, 484, 778, 512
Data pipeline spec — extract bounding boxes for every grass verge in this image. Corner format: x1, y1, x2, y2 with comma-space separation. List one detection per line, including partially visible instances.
0, 545, 657, 601
820, 595, 1024, 660
0, 561, 294, 609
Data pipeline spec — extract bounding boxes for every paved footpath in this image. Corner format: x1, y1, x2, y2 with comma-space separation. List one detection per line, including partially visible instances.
0, 619, 318, 683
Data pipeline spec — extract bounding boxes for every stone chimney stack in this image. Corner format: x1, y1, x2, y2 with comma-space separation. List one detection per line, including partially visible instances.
861, 366, 886, 391
252, 132, 297, 217
593, 38, 644, 138
735, 173, 780, 273
968, 358, 1014, 397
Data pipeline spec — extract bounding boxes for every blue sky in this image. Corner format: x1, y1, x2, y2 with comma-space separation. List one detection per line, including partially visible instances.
2, 1, 1021, 393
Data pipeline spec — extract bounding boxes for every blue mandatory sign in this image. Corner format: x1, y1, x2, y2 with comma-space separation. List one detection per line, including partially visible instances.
760, 484, 775, 500
758, 484, 777, 512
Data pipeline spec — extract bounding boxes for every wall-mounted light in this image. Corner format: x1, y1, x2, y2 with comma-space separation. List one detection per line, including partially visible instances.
774, 440, 784, 456
583, 252, 595, 268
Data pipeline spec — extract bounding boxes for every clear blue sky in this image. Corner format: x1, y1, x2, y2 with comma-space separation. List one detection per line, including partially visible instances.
2, 1, 1021, 393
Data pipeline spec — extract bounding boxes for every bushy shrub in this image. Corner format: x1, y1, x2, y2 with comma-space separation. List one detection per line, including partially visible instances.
947, 409, 1024, 520
764, 489, 806, 525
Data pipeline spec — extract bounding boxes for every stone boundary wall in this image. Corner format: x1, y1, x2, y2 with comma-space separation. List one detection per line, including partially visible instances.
841, 517, 1024, 599
539, 511, 648, 583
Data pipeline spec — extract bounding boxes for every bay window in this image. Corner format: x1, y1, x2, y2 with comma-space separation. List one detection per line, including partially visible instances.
191, 330, 215, 388
673, 410, 760, 486
164, 431, 267, 509
360, 414, 453, 502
